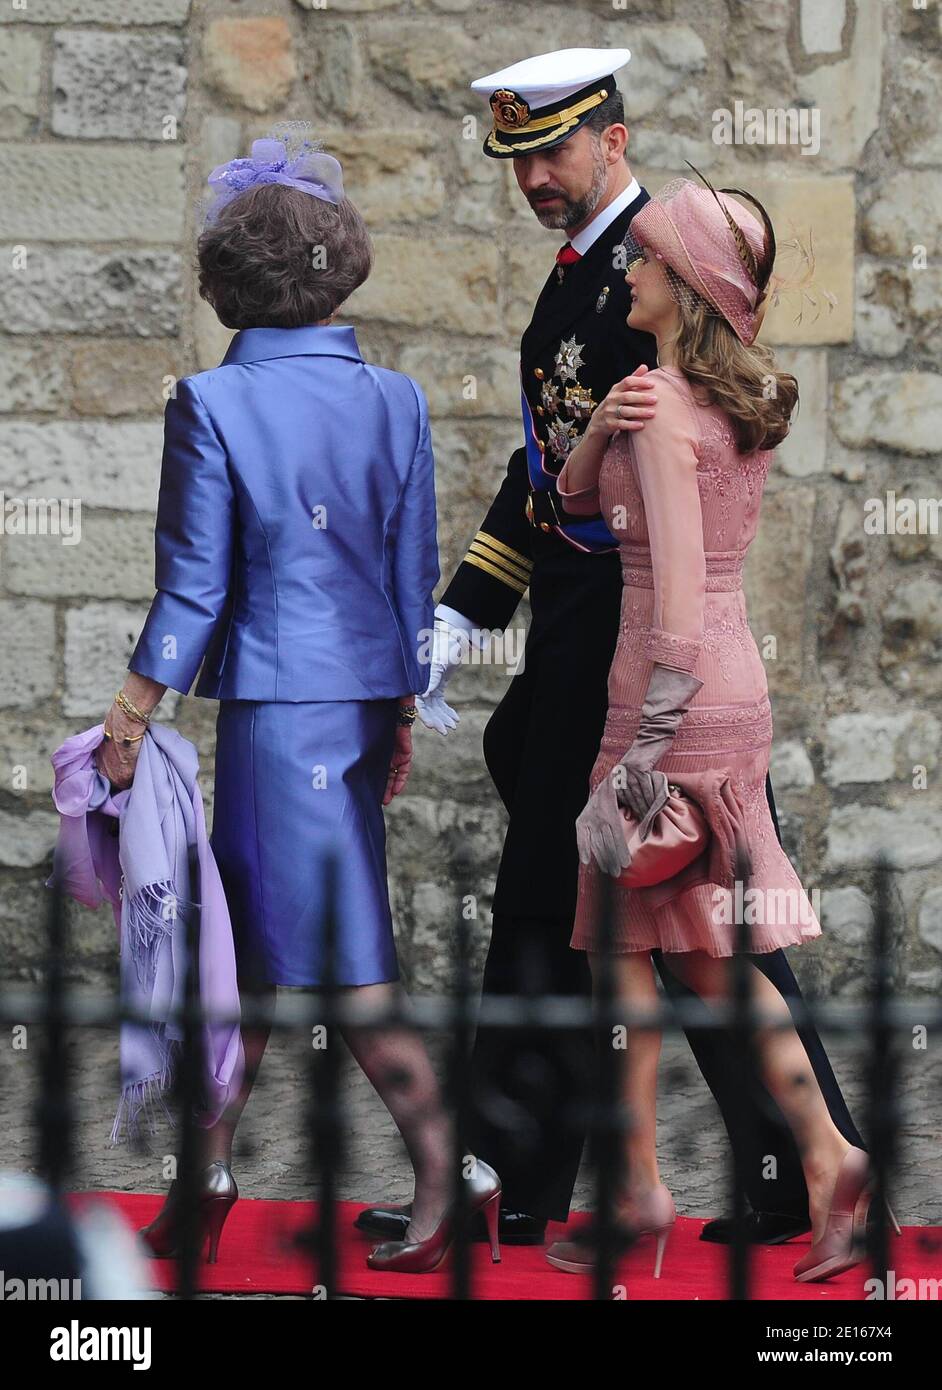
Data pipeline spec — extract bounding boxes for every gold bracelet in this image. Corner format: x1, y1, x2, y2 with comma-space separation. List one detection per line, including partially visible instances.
103, 723, 145, 748
396, 704, 417, 726
114, 690, 150, 724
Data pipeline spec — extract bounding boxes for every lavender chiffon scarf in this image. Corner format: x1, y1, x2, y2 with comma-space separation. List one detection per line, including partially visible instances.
48, 723, 244, 1144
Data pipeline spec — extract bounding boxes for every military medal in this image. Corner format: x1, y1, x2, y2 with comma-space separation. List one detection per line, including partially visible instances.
596, 285, 610, 313
554, 336, 585, 384
540, 379, 563, 414
564, 384, 597, 421
547, 415, 579, 460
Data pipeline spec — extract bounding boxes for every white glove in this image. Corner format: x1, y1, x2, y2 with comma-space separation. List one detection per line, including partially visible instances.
415, 617, 462, 736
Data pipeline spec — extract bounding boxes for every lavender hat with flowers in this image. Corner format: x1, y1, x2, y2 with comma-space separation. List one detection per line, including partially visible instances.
203, 124, 345, 224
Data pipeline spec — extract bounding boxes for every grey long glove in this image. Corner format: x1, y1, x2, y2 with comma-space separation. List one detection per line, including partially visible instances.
613, 662, 704, 819
577, 662, 703, 877
576, 769, 634, 878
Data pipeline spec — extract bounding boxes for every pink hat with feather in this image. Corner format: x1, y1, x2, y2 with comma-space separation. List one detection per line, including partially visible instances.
624, 171, 773, 344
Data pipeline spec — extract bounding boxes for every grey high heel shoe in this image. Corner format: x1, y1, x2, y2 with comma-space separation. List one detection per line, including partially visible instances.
139, 1160, 238, 1265
366, 1159, 501, 1274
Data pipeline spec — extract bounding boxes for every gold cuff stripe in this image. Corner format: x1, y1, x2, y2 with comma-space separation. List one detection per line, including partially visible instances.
474, 531, 532, 572
470, 539, 531, 584
463, 553, 529, 594
492, 88, 608, 135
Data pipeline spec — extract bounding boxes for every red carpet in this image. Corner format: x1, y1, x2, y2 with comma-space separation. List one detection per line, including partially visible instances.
69, 1191, 942, 1300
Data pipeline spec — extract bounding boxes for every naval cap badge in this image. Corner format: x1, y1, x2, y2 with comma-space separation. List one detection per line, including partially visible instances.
490, 89, 531, 129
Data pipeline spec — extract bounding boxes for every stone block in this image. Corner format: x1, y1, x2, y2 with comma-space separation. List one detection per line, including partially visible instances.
880, 576, 942, 699
832, 372, 942, 457
0, 247, 182, 337
4, 513, 156, 600
70, 342, 183, 417
864, 174, 942, 258
820, 884, 874, 947
0, 421, 162, 513
825, 804, 942, 871
824, 712, 940, 785
0, 343, 70, 414
0, 1, 190, 20
0, 601, 57, 709
769, 739, 815, 789
918, 887, 942, 954
0, 28, 42, 137
52, 31, 186, 141
204, 18, 297, 114
397, 342, 521, 418
346, 235, 499, 335
0, 808, 59, 868
776, 348, 828, 477
750, 177, 855, 344
62, 603, 149, 716
743, 486, 816, 695
0, 146, 185, 242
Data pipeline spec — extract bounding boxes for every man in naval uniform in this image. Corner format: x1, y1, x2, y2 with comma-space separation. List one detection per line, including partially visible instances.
357, 47, 863, 1248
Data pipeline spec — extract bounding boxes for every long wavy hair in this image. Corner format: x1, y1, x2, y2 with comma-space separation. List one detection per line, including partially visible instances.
668, 188, 798, 454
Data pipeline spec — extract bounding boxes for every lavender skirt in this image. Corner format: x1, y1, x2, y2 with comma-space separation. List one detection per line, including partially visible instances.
210, 698, 401, 987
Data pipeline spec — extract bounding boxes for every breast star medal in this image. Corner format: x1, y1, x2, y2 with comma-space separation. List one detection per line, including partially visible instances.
554, 336, 585, 385
547, 415, 580, 461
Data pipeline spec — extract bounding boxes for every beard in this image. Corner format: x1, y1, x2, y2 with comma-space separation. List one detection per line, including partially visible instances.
528, 145, 608, 230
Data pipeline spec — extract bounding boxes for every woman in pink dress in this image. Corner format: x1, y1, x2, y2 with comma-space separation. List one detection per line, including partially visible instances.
544, 177, 875, 1285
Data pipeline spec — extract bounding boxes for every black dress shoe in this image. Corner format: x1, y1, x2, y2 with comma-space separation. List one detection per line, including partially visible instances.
484, 1210, 547, 1246
354, 1203, 547, 1245
354, 1204, 411, 1240
699, 1210, 812, 1245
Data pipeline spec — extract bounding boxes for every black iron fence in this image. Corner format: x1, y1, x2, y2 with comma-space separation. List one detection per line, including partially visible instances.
1, 849, 940, 1302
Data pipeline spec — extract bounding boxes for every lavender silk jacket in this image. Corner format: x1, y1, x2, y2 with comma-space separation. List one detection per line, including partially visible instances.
130, 324, 440, 700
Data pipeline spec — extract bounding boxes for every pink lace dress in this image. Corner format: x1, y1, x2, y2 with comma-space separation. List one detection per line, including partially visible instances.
557, 366, 821, 956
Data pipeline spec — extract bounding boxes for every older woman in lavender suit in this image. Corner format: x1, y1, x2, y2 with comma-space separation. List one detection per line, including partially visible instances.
98, 138, 500, 1273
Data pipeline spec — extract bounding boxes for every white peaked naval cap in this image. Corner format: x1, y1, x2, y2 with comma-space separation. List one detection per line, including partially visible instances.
471, 48, 631, 159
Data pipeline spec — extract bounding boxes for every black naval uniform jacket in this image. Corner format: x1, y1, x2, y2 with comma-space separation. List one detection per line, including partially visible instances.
440, 188, 658, 924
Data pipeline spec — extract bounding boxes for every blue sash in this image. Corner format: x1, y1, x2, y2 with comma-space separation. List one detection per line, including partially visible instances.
521, 386, 617, 553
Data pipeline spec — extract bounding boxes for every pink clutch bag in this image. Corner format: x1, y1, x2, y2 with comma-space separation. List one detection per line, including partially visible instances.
615, 784, 709, 888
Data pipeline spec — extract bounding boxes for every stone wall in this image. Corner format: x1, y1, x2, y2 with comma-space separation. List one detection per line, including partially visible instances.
1, 0, 940, 998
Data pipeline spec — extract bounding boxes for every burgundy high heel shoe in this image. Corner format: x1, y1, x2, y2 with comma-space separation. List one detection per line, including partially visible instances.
366, 1159, 501, 1273
793, 1147, 873, 1283
139, 1161, 238, 1265
545, 1183, 676, 1279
